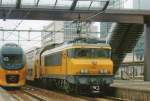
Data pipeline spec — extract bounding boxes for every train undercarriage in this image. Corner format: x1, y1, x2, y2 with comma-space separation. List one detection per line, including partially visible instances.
30, 75, 113, 94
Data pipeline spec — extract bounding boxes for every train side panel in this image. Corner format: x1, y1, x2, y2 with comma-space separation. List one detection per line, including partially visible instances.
41, 51, 67, 77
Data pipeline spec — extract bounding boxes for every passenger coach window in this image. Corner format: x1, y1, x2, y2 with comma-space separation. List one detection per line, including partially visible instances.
44, 52, 62, 66
68, 49, 75, 58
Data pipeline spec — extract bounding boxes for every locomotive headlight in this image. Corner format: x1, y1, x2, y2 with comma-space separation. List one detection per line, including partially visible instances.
80, 69, 84, 74
100, 68, 108, 74
80, 68, 88, 74
103, 69, 108, 74
84, 69, 88, 74
100, 69, 104, 74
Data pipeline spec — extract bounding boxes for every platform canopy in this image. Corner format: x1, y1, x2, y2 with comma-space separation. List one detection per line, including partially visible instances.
1, 0, 114, 10
0, 0, 150, 23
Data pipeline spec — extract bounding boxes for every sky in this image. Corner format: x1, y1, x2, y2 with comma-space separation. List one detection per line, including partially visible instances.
0, 19, 102, 51
0, 20, 52, 51
0, 0, 141, 51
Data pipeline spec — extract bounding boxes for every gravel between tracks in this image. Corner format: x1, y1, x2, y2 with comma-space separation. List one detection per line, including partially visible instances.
4, 86, 129, 101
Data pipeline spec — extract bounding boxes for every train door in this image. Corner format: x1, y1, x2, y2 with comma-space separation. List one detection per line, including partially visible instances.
62, 50, 67, 76
41, 56, 46, 76
36, 59, 40, 79
36, 49, 42, 79
35, 54, 41, 79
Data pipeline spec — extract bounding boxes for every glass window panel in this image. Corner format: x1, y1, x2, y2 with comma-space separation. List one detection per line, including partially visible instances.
91, 2, 100, 8
90, 1, 106, 10
91, 2, 105, 7
55, 0, 73, 9
2, 0, 16, 6
38, 0, 56, 7
22, 0, 36, 6
57, 0, 73, 7
76, 1, 91, 10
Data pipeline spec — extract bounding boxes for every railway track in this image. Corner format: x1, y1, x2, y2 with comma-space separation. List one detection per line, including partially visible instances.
5, 86, 130, 101
24, 85, 130, 101
80, 95, 129, 101
6, 88, 48, 101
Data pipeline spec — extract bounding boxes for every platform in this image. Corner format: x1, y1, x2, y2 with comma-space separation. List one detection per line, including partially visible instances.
0, 87, 16, 101
112, 80, 150, 91
111, 80, 150, 101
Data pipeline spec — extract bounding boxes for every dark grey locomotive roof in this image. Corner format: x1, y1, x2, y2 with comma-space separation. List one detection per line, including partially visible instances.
0, 43, 23, 55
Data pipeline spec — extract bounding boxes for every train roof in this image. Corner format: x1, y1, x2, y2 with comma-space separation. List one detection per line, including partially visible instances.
42, 42, 111, 56
26, 47, 40, 54
0, 43, 23, 54
2, 43, 20, 47
66, 38, 107, 44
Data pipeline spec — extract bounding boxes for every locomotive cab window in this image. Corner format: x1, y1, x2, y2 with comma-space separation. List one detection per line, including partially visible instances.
68, 48, 111, 58
44, 52, 62, 66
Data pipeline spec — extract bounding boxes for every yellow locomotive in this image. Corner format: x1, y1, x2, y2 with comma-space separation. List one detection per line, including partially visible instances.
0, 43, 27, 87
27, 39, 113, 93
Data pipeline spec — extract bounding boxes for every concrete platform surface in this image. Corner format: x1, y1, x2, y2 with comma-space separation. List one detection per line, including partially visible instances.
0, 87, 16, 101
111, 80, 150, 91
110, 80, 150, 101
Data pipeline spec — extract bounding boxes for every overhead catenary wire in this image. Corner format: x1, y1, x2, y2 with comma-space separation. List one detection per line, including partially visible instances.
88, 0, 109, 20
80, 0, 110, 21
60, 0, 110, 38
52, 0, 110, 34
2, 0, 111, 47
4, 11, 31, 41
4, 0, 42, 41
36, 1, 110, 52
39, 0, 111, 46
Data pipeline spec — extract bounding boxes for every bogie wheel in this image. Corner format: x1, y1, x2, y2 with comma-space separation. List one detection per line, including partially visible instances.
64, 81, 74, 94
42, 78, 49, 88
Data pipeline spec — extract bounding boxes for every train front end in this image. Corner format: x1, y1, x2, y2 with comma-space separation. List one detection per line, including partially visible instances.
66, 44, 113, 93
0, 43, 27, 87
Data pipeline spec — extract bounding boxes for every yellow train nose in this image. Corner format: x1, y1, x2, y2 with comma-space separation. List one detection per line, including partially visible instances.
91, 60, 98, 65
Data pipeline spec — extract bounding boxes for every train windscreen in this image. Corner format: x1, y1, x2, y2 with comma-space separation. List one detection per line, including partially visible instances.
2, 54, 24, 70
68, 48, 111, 58
3, 54, 22, 64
